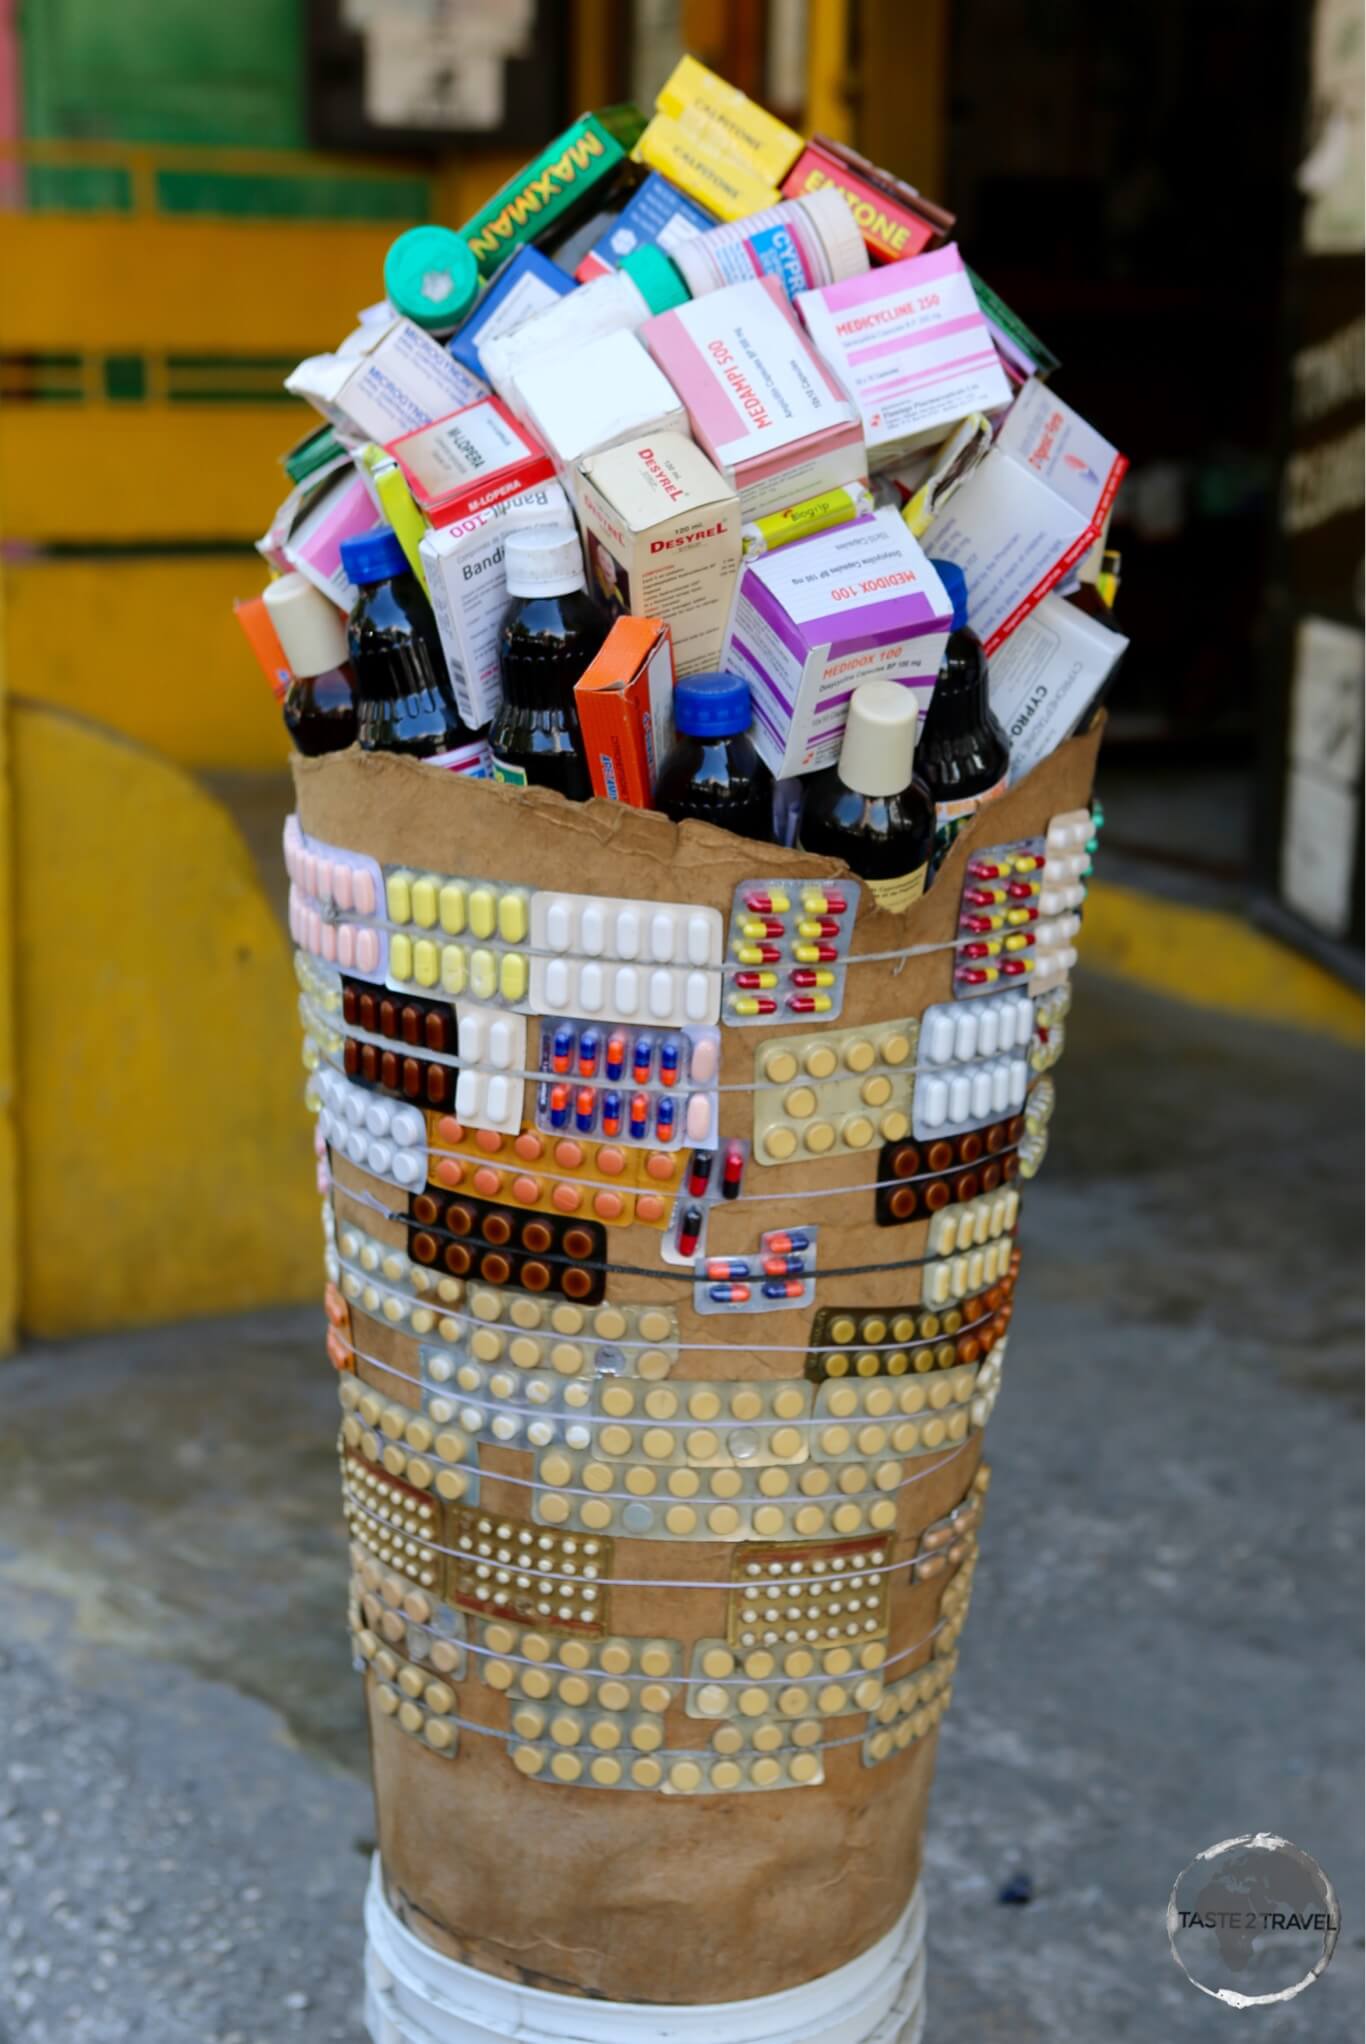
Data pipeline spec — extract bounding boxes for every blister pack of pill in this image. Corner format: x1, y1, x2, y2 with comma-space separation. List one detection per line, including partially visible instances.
340, 1377, 480, 1506
919, 1237, 1016, 1307
1040, 807, 1094, 912
350, 1543, 467, 1677
530, 1450, 909, 1543
323, 1277, 353, 1373
408, 1187, 607, 1304
952, 838, 1045, 996
451, 1004, 526, 1135
691, 1226, 818, 1315
314, 1064, 428, 1191
530, 892, 724, 1028
750, 1018, 917, 1164
421, 1286, 679, 1381
685, 1635, 889, 1713
914, 994, 1033, 1138
286, 816, 387, 980
426, 1117, 684, 1230
532, 1019, 721, 1151
874, 1115, 1023, 1226
1030, 984, 1070, 1072
351, 1623, 461, 1758
811, 1361, 980, 1423
727, 1534, 893, 1649
340, 979, 459, 1110
297, 953, 344, 1067
910, 1464, 990, 1582
443, 1504, 610, 1634
342, 1446, 443, 1593
505, 1735, 822, 1795
384, 864, 533, 1005
722, 878, 862, 1024
953, 812, 1094, 998
804, 1291, 1013, 1383
861, 1652, 956, 1766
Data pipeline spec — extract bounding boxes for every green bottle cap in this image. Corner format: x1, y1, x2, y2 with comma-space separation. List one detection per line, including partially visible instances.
384, 225, 480, 334
622, 244, 690, 315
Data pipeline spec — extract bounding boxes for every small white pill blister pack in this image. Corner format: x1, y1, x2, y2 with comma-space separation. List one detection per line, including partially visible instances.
453, 1004, 527, 1136
312, 1064, 427, 1190
530, 893, 724, 1028
913, 993, 1034, 1139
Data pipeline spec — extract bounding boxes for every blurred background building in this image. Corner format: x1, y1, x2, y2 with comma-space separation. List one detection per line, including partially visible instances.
0, 0, 1360, 1346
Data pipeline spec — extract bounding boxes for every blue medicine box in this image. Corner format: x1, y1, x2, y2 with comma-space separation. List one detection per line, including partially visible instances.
576, 172, 716, 280
447, 246, 576, 381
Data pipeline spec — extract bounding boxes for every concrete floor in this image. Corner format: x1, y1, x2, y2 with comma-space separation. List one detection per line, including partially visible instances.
0, 971, 1360, 2044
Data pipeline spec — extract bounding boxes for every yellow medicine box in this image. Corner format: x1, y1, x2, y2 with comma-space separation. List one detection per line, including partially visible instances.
655, 55, 803, 185
635, 115, 783, 223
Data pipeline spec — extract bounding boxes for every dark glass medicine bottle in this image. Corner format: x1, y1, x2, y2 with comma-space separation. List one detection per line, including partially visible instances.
654, 670, 775, 841
262, 570, 357, 756
339, 525, 489, 770
490, 527, 608, 801
797, 680, 934, 910
918, 557, 1009, 864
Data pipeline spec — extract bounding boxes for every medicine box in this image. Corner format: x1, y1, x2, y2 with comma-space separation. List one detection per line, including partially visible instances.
419, 479, 575, 730
634, 116, 783, 223
259, 463, 376, 609
515, 331, 691, 499
286, 316, 486, 445
922, 380, 1128, 652
576, 431, 742, 678
781, 144, 939, 265
653, 55, 804, 187
721, 508, 952, 776
576, 171, 716, 282
796, 245, 1011, 468
643, 277, 865, 520
387, 395, 557, 527
575, 616, 677, 807
987, 593, 1128, 782
446, 245, 575, 382
964, 266, 1060, 385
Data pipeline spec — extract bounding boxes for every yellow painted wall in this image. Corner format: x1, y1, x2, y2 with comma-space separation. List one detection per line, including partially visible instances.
0, 406, 308, 547
0, 214, 408, 354
5, 555, 291, 771
10, 701, 316, 1335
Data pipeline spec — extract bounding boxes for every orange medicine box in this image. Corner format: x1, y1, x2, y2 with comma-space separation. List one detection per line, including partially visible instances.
575, 616, 677, 807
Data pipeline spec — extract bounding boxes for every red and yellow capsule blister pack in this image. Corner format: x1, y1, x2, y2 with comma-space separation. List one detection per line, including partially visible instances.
723, 877, 862, 1023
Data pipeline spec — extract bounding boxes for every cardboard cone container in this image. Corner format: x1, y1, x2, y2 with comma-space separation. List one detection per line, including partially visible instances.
290, 722, 1101, 2039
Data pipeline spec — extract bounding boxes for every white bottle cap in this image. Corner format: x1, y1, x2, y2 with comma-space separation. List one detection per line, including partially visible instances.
837, 680, 917, 797
503, 525, 586, 599
796, 187, 870, 286
263, 571, 350, 678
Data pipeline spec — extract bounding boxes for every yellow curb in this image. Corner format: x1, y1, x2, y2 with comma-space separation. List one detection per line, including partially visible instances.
1083, 880, 1362, 1046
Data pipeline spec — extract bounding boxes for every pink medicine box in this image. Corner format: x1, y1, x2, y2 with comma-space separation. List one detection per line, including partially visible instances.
642, 275, 865, 520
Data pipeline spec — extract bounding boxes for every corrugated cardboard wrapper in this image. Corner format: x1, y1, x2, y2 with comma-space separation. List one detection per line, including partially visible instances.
293, 721, 1101, 2007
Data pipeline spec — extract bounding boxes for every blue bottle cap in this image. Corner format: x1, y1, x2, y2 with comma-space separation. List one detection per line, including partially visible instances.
928, 557, 969, 632
340, 525, 410, 586
384, 225, 480, 333
672, 671, 753, 737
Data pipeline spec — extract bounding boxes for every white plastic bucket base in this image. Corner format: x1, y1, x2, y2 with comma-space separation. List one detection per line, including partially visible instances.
363, 1857, 926, 2044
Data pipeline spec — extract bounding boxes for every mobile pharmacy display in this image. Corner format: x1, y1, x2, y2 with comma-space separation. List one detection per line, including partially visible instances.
247, 54, 1125, 2044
